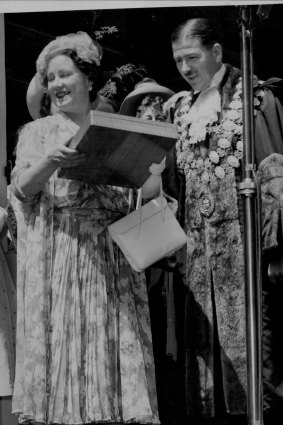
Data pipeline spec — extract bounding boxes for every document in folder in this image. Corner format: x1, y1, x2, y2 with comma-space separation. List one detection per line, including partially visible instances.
58, 110, 178, 188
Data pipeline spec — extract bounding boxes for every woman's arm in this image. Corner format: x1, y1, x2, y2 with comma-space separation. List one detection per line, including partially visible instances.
14, 144, 86, 198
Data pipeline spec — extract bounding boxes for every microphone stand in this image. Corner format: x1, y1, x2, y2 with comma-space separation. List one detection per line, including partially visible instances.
238, 5, 263, 425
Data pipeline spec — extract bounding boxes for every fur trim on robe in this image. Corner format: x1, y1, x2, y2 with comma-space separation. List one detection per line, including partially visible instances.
257, 153, 283, 251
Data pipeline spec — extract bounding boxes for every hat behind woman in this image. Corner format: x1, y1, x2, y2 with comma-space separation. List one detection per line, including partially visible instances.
119, 78, 174, 117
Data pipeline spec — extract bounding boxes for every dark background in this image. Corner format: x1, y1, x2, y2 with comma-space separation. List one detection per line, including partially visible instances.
4, 4, 283, 165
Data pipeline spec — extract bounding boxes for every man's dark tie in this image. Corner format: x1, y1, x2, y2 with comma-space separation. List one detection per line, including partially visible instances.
191, 91, 200, 105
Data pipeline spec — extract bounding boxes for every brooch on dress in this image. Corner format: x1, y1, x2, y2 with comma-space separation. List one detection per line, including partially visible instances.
199, 193, 215, 217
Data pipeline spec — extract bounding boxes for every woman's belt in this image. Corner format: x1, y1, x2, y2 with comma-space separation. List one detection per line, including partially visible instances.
53, 207, 122, 221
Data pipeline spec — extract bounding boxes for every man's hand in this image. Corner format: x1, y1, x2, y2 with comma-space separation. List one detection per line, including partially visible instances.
268, 246, 283, 283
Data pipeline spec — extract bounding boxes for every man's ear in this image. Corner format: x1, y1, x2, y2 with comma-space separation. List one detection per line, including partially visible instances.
212, 43, 223, 63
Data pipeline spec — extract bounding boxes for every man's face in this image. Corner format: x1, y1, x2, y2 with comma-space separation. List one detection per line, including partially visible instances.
172, 36, 222, 92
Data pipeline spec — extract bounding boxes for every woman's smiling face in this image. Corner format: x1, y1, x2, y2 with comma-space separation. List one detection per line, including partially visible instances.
46, 54, 90, 115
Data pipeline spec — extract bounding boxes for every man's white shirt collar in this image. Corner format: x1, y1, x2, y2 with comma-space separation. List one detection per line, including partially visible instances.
194, 64, 226, 95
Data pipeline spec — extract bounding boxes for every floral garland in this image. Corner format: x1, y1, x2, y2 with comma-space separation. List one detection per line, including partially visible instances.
171, 78, 265, 181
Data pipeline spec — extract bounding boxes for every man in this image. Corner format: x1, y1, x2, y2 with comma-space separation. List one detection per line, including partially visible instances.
164, 17, 283, 424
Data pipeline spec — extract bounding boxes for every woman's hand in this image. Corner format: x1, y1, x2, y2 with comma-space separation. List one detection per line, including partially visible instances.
46, 145, 86, 168
142, 157, 166, 199
14, 141, 87, 199
149, 157, 166, 176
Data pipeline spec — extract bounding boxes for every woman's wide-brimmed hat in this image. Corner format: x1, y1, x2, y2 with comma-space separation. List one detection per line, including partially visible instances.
119, 78, 174, 117
26, 73, 47, 120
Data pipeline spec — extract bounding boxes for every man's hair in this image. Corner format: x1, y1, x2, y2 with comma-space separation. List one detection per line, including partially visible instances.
171, 18, 223, 49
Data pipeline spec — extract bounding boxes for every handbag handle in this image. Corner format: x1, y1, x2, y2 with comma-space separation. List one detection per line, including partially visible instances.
135, 176, 165, 238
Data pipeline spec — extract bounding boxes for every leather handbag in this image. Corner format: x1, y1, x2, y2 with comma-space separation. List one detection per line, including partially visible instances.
107, 184, 187, 272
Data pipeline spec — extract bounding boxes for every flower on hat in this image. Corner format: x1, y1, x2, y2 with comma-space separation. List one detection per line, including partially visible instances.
99, 64, 147, 100
36, 31, 102, 85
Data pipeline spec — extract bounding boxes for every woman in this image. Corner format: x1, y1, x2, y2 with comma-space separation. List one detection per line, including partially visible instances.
11, 32, 162, 425
120, 80, 189, 424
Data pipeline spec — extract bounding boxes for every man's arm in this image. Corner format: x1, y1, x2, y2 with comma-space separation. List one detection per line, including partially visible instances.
257, 153, 283, 281
255, 78, 283, 165
255, 80, 283, 281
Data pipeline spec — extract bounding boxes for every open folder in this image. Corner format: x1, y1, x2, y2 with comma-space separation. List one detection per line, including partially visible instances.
58, 110, 178, 188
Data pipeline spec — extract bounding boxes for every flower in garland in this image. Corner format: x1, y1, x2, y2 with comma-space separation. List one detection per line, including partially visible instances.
215, 166, 225, 179
187, 152, 195, 163
202, 171, 210, 182
196, 158, 204, 168
227, 155, 240, 168
236, 140, 244, 151
221, 120, 240, 133
226, 109, 241, 121
209, 151, 220, 164
217, 137, 231, 149
229, 99, 242, 110
217, 148, 226, 157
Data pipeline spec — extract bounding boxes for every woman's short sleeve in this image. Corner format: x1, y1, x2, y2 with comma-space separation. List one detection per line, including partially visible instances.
11, 120, 47, 202
13, 121, 46, 175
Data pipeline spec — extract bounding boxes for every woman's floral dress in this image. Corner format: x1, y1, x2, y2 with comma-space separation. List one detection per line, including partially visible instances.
11, 113, 159, 425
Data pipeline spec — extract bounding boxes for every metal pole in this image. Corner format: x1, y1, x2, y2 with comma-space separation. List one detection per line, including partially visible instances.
237, 6, 263, 425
